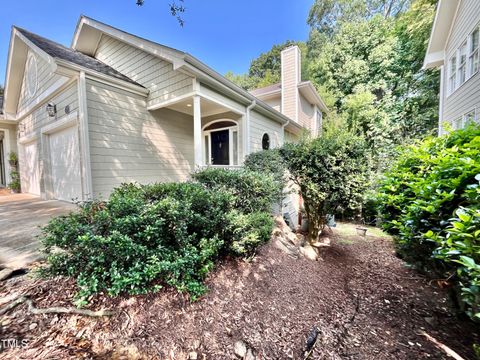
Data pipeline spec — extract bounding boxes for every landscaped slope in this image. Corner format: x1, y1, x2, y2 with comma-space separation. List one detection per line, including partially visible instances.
1, 223, 477, 359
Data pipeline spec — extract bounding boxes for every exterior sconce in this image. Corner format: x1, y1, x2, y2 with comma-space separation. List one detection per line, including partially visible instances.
46, 103, 57, 117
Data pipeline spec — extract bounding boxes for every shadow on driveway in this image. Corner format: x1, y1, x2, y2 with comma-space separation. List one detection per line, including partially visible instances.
0, 194, 77, 269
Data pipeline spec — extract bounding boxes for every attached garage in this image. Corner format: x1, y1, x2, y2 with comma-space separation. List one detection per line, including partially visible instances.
48, 126, 82, 201
22, 141, 40, 195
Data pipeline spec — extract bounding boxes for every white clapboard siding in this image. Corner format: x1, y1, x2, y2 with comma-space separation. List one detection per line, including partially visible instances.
298, 93, 315, 131
17, 50, 66, 113
95, 35, 193, 107
249, 110, 283, 152
443, 0, 480, 127
86, 79, 194, 198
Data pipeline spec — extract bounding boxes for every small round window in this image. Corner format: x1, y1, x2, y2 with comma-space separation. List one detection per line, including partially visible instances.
262, 133, 270, 150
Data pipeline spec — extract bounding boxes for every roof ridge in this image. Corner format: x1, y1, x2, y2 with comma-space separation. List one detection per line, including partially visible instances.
15, 26, 144, 88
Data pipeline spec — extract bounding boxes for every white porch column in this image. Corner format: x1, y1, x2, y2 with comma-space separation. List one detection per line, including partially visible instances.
193, 95, 202, 167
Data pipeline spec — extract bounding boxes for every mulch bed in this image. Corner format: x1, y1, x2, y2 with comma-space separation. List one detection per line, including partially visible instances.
1, 228, 479, 359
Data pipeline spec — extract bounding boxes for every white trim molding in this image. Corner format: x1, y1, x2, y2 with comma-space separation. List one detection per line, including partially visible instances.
41, 111, 78, 135
78, 71, 93, 200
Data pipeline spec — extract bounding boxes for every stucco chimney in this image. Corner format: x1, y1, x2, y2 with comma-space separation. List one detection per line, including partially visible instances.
281, 46, 301, 122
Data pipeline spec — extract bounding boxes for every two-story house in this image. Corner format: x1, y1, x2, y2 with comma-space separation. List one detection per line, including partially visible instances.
0, 16, 326, 227
424, 0, 480, 133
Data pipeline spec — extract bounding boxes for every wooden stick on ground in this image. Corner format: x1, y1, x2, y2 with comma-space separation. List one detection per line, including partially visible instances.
0, 295, 114, 317
419, 331, 465, 360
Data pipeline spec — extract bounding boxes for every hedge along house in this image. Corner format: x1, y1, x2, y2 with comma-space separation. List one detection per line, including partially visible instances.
0, 16, 326, 225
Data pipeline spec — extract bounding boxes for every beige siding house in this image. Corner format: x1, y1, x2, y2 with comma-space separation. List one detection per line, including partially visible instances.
424, 0, 480, 133
0, 16, 326, 227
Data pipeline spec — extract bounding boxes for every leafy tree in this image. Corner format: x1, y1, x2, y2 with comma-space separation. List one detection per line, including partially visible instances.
307, 0, 410, 35
281, 127, 371, 243
225, 41, 308, 90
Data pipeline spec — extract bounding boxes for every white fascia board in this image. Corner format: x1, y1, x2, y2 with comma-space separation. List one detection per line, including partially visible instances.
72, 16, 185, 68
423, 50, 446, 69
15, 29, 57, 72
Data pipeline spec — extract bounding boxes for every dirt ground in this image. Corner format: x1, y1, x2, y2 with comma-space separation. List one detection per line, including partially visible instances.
1, 223, 479, 359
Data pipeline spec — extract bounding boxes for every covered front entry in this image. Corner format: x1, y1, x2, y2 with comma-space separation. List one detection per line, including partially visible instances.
48, 126, 82, 201
203, 120, 239, 166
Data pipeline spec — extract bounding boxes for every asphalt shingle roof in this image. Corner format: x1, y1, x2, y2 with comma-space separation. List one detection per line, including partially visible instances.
16, 27, 143, 88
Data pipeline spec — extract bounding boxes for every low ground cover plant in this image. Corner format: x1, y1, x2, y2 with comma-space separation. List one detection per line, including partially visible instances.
377, 124, 480, 319
41, 171, 277, 306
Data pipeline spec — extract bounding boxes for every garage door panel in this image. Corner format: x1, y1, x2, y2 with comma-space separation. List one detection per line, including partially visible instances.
49, 126, 82, 201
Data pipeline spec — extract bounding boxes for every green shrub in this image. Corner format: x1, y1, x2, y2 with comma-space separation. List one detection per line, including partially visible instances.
192, 167, 282, 213
41, 182, 233, 305
226, 211, 274, 257
377, 123, 480, 319
280, 127, 371, 243
41, 179, 275, 306
244, 149, 287, 185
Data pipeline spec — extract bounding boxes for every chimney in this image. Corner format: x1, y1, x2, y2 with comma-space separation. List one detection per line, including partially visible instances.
281, 46, 301, 122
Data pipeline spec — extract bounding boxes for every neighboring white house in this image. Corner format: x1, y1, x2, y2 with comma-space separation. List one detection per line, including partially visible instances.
0, 16, 326, 225
424, 0, 480, 134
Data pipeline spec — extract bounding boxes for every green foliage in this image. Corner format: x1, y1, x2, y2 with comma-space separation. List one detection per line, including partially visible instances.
377, 124, 480, 319
244, 148, 287, 186
8, 151, 18, 163
192, 167, 282, 213
41, 179, 275, 306
8, 170, 20, 192
225, 41, 308, 90
307, 0, 438, 152
226, 211, 274, 257
281, 127, 371, 242
307, 0, 410, 35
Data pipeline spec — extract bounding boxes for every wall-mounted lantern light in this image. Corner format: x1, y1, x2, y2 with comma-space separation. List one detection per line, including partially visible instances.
46, 103, 57, 117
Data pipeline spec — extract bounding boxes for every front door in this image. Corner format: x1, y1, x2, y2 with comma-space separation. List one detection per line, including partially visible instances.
210, 130, 229, 165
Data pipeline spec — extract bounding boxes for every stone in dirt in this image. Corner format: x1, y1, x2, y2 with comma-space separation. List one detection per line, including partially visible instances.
311, 237, 331, 248
234, 340, 247, 358
300, 244, 319, 261
245, 348, 255, 360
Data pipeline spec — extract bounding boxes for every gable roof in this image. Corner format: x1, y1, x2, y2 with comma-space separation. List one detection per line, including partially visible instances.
250, 83, 281, 97
424, 0, 461, 69
16, 27, 141, 87
250, 81, 328, 113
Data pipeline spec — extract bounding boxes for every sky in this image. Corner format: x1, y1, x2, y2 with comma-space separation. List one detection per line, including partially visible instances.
0, 0, 313, 87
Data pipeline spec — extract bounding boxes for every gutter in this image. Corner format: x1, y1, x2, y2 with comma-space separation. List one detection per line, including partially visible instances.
183, 55, 290, 126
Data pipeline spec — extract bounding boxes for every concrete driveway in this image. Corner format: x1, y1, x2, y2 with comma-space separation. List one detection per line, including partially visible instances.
0, 194, 77, 269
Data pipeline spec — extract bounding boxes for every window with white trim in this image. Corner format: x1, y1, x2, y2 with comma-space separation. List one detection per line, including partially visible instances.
469, 28, 479, 76
464, 110, 476, 125
448, 55, 457, 94
453, 109, 477, 130
458, 41, 468, 85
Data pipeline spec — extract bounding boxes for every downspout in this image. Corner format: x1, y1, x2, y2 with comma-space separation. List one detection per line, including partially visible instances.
245, 99, 256, 158
281, 115, 290, 145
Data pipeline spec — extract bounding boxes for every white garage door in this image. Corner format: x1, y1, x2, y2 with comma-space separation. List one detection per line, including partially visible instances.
23, 141, 40, 195
49, 126, 82, 201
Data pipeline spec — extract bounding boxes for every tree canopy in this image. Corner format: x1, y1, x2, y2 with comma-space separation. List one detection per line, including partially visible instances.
226, 0, 439, 155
